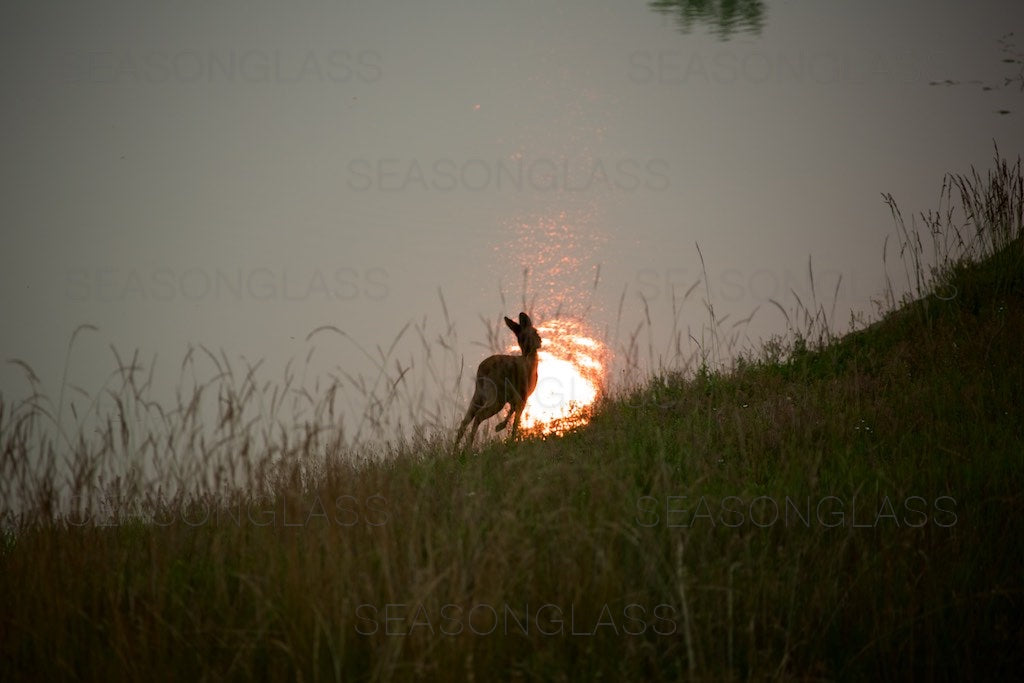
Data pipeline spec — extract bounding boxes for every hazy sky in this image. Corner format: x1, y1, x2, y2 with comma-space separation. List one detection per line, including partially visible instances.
2, 0, 1023, 434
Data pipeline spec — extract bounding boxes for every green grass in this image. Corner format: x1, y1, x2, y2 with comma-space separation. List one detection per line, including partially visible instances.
2, 149, 1023, 680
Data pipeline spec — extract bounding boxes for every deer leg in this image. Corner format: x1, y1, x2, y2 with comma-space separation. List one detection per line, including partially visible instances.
495, 406, 513, 432
510, 403, 523, 441
467, 417, 482, 446
455, 405, 477, 446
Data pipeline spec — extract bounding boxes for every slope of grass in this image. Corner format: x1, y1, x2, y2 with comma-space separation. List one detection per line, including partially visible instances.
2, 154, 1023, 680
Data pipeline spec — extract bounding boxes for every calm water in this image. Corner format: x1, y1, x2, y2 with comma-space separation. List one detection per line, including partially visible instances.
2, 0, 1023, 443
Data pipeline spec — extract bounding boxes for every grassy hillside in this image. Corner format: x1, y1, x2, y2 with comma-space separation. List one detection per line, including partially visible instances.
2, 153, 1022, 680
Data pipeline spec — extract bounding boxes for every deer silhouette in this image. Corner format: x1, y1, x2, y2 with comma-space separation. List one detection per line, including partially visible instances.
455, 312, 541, 448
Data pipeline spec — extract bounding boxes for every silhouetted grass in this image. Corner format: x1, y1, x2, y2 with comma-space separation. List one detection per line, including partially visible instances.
2, 147, 1022, 680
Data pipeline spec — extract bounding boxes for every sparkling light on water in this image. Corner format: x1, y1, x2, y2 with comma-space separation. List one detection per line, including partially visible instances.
512, 318, 607, 435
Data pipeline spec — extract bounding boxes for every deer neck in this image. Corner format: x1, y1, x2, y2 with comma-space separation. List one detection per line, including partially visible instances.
521, 348, 539, 386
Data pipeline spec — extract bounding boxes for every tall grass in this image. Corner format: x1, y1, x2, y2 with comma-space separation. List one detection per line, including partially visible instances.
882, 142, 1023, 309
2, 147, 1022, 680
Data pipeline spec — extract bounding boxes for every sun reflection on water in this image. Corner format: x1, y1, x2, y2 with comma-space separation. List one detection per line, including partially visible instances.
512, 318, 607, 436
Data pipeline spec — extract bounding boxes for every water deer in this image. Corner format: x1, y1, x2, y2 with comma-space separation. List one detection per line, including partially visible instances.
455, 312, 542, 448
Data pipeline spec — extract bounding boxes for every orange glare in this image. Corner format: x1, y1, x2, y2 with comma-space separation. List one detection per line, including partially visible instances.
510, 319, 607, 435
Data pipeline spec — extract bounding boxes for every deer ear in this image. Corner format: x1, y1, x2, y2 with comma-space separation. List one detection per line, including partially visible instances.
504, 316, 520, 334
518, 312, 532, 328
